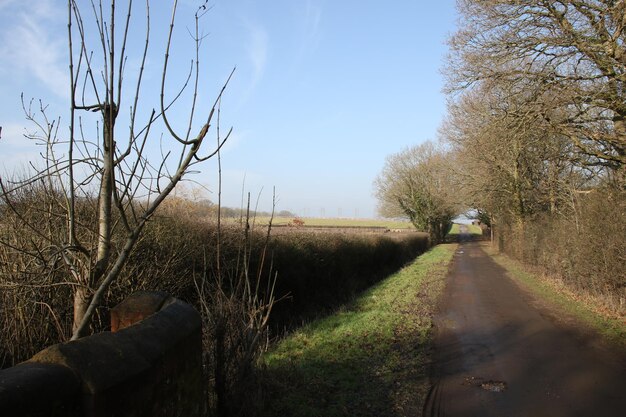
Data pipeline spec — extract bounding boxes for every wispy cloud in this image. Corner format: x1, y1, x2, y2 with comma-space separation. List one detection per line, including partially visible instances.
0, 123, 42, 174
0, 0, 68, 99
232, 19, 268, 107
220, 129, 248, 154
0, 123, 28, 147
291, 0, 323, 70
304, 0, 323, 45
247, 23, 269, 87
0, 0, 19, 12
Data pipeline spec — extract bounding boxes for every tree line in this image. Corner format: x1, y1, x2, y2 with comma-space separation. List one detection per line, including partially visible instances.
376, 0, 625, 312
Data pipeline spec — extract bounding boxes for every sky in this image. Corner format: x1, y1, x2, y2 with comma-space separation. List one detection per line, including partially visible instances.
0, 0, 458, 218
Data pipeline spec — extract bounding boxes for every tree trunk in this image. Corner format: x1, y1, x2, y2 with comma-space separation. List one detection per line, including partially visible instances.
613, 116, 626, 188
72, 286, 90, 336
72, 104, 115, 337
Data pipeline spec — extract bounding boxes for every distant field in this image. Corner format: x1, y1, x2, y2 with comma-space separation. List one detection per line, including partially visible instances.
448, 223, 483, 236
250, 217, 415, 229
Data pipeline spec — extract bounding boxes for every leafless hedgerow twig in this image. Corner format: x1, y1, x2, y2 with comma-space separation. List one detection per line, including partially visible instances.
0, 0, 235, 346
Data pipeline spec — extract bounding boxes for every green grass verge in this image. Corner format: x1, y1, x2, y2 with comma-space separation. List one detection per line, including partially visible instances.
447, 223, 462, 235
260, 244, 457, 416
447, 223, 483, 236
483, 244, 626, 348
252, 217, 414, 229
466, 224, 483, 235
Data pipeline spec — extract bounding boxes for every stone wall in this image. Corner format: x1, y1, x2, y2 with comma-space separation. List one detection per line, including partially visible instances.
0, 292, 203, 417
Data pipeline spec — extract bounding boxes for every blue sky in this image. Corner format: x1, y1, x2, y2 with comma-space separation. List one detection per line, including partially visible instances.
0, 0, 457, 218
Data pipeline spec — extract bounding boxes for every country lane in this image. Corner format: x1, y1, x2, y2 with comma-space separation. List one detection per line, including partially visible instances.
424, 239, 626, 417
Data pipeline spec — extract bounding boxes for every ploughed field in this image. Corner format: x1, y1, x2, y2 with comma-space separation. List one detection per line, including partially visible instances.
252, 217, 420, 235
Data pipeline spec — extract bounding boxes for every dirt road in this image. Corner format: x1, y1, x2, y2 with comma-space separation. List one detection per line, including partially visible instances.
425, 239, 626, 417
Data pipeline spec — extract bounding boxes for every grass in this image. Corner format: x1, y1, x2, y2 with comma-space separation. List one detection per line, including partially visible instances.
260, 244, 457, 417
466, 223, 483, 235
482, 243, 626, 348
252, 217, 415, 229
447, 222, 483, 236
447, 223, 462, 235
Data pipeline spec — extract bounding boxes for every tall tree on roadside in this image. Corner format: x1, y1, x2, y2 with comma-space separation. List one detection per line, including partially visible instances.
441, 81, 591, 236
447, 0, 626, 183
374, 142, 459, 243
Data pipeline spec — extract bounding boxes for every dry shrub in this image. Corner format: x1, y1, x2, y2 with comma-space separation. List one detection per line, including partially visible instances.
189, 225, 430, 416
195, 223, 275, 417
1, 184, 79, 365
498, 187, 625, 317
267, 231, 430, 329
1, 186, 430, 416
0, 186, 207, 368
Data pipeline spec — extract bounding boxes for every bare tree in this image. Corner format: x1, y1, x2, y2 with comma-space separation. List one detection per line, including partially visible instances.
0, 0, 233, 340
374, 141, 459, 243
436, 1, 626, 315
441, 81, 595, 237
447, 0, 626, 182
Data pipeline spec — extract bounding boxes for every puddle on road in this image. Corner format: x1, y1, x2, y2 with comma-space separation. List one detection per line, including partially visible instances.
480, 380, 507, 392
463, 376, 508, 392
